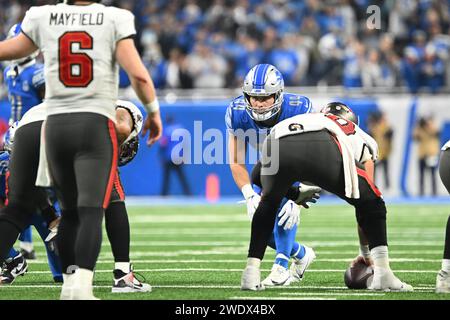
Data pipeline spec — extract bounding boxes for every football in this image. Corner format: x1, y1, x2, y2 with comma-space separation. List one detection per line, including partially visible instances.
344, 261, 374, 289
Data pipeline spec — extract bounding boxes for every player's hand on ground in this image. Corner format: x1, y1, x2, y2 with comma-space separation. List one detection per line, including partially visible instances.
350, 255, 374, 267
142, 110, 163, 146
245, 192, 261, 221
295, 184, 321, 208
278, 200, 300, 230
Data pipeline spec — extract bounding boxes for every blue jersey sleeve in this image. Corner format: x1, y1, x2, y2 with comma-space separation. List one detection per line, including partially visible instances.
31, 64, 45, 89
225, 103, 233, 132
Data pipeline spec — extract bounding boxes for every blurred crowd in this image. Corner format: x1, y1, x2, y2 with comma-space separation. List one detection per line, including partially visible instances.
1, 0, 450, 93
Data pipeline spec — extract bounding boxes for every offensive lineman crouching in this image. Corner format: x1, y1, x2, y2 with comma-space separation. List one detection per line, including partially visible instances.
241, 103, 413, 292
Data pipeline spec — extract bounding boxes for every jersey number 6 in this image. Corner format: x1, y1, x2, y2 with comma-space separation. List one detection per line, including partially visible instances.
58, 31, 93, 87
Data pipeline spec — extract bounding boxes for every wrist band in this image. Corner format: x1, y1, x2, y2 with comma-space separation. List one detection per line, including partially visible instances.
144, 99, 160, 113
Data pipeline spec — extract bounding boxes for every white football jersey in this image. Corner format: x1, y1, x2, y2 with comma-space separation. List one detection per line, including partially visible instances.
21, 3, 136, 122
271, 112, 379, 164
17, 102, 47, 129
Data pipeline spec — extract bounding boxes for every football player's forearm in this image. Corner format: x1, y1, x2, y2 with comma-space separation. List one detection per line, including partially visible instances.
230, 163, 251, 190
0, 34, 37, 61
116, 38, 157, 106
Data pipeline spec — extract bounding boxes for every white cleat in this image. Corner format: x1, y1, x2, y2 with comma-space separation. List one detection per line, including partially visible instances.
262, 264, 293, 286
436, 270, 450, 293
241, 266, 265, 291
368, 267, 413, 292
112, 269, 152, 293
290, 246, 316, 281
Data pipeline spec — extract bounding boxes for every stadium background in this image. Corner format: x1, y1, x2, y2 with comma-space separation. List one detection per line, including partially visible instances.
2, 0, 450, 199
0, 0, 449, 301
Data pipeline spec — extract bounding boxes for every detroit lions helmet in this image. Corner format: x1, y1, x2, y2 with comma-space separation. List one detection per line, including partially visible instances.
116, 100, 144, 144
321, 102, 359, 125
242, 64, 284, 122
3, 121, 19, 153
7, 23, 39, 65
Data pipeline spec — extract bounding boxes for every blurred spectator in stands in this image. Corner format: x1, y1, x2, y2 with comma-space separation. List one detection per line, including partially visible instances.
400, 29, 428, 85
165, 47, 193, 89
267, 35, 300, 85
428, 24, 450, 87
413, 115, 441, 196
234, 34, 264, 84
343, 39, 364, 88
388, 0, 417, 38
317, 23, 345, 85
422, 44, 445, 93
186, 42, 228, 88
362, 48, 396, 88
159, 116, 192, 196
337, 0, 357, 38
0, 0, 450, 91
368, 111, 394, 189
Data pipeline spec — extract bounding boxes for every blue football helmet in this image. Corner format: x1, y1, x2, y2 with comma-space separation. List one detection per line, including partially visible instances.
7, 23, 39, 65
242, 64, 284, 122
3, 121, 19, 153
0, 151, 10, 176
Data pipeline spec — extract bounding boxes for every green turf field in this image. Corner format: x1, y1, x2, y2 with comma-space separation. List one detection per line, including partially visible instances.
1, 203, 449, 300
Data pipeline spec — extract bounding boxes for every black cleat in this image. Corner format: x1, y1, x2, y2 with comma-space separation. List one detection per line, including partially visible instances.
1, 254, 28, 284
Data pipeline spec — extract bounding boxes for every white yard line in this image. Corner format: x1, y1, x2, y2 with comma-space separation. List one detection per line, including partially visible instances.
26, 258, 443, 264
21, 268, 440, 274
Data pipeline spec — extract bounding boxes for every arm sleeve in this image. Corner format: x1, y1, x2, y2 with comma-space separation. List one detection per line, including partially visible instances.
21, 7, 42, 47
114, 9, 137, 42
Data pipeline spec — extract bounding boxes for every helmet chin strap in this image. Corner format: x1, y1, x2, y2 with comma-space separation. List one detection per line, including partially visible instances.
254, 110, 281, 128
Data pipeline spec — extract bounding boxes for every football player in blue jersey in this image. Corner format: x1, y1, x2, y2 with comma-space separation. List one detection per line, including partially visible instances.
3, 23, 45, 260
226, 64, 320, 286
0, 133, 62, 284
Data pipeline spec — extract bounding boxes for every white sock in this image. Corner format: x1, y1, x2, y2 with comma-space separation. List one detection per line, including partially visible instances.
442, 259, 450, 273
62, 273, 75, 287
20, 242, 34, 252
247, 258, 261, 268
371, 245, 389, 269
115, 262, 131, 274
74, 268, 94, 288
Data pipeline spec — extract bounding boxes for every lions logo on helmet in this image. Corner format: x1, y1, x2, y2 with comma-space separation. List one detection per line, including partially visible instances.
321, 102, 359, 125
116, 100, 143, 144
242, 64, 284, 122
6, 24, 39, 65
3, 121, 19, 153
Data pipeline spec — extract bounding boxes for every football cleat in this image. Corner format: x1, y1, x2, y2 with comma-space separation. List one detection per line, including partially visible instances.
290, 246, 316, 281
19, 249, 36, 260
0, 254, 28, 284
368, 267, 413, 292
112, 268, 152, 293
241, 266, 265, 291
436, 270, 450, 293
262, 264, 293, 286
